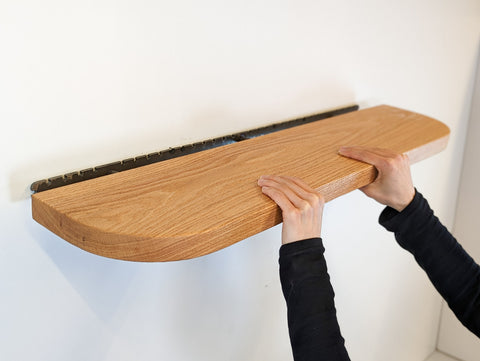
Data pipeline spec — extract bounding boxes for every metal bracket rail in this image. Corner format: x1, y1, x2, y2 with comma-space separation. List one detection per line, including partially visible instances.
30, 105, 359, 193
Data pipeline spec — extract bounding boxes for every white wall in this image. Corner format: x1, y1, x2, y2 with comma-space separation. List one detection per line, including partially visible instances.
1, 1, 479, 361
437, 42, 480, 361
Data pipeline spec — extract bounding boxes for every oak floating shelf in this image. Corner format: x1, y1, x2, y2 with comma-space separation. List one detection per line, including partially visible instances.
32, 105, 450, 262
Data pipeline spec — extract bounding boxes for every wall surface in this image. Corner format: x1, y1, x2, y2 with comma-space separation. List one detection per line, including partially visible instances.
437, 43, 480, 361
1, 1, 479, 361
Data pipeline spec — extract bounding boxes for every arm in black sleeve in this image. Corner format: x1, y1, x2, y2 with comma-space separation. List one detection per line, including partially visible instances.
379, 190, 480, 337
279, 238, 350, 361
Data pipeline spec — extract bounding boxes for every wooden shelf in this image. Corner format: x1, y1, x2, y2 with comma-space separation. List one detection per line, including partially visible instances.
32, 105, 450, 262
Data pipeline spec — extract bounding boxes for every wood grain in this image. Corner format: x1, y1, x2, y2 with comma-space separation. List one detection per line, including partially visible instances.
32, 105, 450, 262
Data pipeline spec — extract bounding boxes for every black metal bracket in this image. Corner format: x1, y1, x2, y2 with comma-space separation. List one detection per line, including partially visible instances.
31, 104, 359, 193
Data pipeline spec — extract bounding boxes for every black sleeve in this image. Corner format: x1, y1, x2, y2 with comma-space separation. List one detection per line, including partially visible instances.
379, 190, 480, 337
279, 238, 350, 361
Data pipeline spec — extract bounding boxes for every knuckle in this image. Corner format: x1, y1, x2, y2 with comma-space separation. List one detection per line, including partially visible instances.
308, 193, 324, 207
283, 208, 300, 220
394, 154, 404, 162
383, 157, 398, 170
298, 200, 310, 210
316, 193, 325, 206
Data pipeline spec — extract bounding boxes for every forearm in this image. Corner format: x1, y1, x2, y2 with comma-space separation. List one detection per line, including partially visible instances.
279, 238, 350, 361
380, 190, 480, 336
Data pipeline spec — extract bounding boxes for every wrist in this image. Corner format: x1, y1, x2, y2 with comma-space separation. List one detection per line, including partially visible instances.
282, 231, 322, 245
391, 188, 415, 212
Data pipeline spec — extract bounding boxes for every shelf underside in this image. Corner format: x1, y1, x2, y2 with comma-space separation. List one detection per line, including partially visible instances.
32, 105, 450, 262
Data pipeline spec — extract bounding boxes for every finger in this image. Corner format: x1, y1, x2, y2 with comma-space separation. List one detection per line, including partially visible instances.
261, 186, 296, 214
338, 146, 383, 165
339, 146, 404, 168
279, 176, 325, 205
340, 146, 403, 159
262, 175, 313, 196
259, 176, 307, 209
259, 175, 323, 210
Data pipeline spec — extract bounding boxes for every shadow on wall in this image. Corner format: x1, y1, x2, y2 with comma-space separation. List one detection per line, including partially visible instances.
27, 216, 140, 323
27, 208, 283, 360
437, 41, 480, 219
158, 233, 279, 360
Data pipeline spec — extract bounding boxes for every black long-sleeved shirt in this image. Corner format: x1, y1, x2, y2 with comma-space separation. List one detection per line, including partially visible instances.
279, 190, 480, 361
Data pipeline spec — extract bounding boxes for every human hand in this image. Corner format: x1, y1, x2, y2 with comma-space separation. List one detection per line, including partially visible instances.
338, 146, 415, 212
258, 175, 325, 245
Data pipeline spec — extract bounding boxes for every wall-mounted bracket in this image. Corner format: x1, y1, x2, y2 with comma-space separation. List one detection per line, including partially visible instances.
31, 105, 359, 193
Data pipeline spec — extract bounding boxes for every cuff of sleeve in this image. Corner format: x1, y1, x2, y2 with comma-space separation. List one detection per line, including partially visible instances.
279, 238, 324, 259
379, 189, 423, 232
